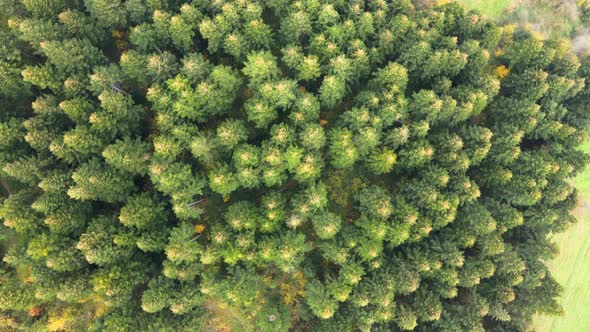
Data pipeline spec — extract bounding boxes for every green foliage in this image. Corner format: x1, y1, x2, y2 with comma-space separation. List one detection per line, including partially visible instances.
0, 1, 588, 331
103, 138, 152, 175
76, 216, 131, 265
84, 0, 127, 28
312, 211, 342, 240
68, 159, 134, 203
216, 119, 248, 149
242, 51, 280, 86
306, 279, 339, 319
208, 164, 239, 196
40, 39, 107, 73
367, 148, 397, 174
119, 193, 168, 229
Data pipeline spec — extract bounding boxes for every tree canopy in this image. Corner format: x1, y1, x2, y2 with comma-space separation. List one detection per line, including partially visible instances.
1, 0, 589, 331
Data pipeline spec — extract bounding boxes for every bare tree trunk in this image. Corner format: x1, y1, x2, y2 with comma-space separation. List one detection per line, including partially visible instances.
0, 177, 11, 196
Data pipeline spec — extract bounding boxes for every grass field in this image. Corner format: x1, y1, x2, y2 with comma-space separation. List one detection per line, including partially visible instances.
454, 0, 581, 39
533, 140, 590, 332
455, 0, 513, 18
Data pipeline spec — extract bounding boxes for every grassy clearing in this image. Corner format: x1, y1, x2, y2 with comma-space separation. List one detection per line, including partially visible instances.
455, 0, 513, 18
454, 0, 581, 39
533, 140, 590, 332
505, 0, 581, 39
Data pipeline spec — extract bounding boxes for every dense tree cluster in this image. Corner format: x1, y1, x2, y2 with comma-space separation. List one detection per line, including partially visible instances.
1, 0, 589, 331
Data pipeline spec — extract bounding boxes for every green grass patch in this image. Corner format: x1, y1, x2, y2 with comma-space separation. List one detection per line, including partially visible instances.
455, 0, 513, 18
453, 0, 579, 39
534, 140, 590, 331
574, 140, 590, 193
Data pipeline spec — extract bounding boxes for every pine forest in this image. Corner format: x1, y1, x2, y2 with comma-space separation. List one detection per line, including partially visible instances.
1, 0, 589, 331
